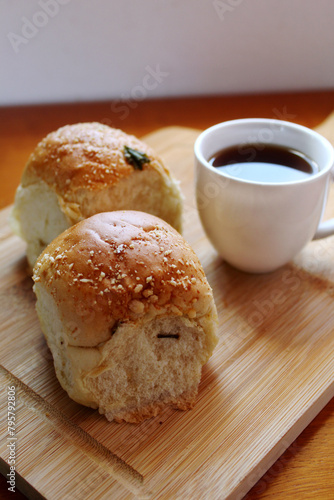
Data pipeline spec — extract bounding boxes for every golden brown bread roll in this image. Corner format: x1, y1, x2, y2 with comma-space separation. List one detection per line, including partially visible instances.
32, 211, 218, 423
11, 122, 183, 268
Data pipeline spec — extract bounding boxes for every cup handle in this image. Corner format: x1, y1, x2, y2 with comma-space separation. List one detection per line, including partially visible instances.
313, 218, 334, 240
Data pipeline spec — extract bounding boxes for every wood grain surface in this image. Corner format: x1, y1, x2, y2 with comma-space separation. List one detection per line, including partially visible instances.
0, 92, 334, 499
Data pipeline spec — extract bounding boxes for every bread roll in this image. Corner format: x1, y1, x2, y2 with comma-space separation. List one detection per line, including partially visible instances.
32, 211, 218, 423
11, 122, 183, 269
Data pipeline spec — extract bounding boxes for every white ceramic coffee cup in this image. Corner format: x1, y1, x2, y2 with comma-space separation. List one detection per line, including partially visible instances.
194, 118, 334, 273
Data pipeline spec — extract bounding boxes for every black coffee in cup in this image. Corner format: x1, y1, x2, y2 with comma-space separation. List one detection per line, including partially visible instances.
209, 143, 319, 183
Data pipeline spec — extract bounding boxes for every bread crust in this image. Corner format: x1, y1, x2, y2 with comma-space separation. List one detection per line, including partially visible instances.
33, 211, 216, 347
21, 122, 170, 197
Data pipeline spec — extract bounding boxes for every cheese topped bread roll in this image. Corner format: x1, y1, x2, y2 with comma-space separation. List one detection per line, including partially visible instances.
11, 122, 183, 268
33, 211, 218, 423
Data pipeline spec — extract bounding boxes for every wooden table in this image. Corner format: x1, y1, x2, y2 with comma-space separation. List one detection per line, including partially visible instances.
0, 91, 333, 499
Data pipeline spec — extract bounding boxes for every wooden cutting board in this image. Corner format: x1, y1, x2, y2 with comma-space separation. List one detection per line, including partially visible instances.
1, 118, 334, 500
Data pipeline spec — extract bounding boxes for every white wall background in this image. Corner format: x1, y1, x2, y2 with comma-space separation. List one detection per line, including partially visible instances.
1, 0, 334, 106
